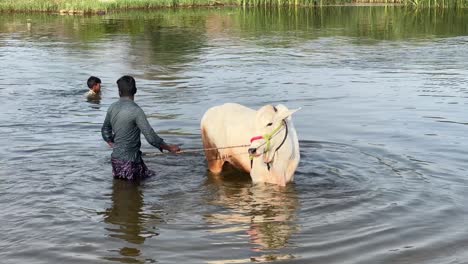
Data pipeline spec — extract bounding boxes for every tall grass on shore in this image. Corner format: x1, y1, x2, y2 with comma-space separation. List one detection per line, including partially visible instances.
0, 0, 465, 13
236, 0, 466, 8
0, 0, 234, 13
406, 0, 467, 8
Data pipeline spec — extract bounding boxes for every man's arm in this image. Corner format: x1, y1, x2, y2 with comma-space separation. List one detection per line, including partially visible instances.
101, 110, 114, 147
135, 108, 179, 153
160, 142, 181, 153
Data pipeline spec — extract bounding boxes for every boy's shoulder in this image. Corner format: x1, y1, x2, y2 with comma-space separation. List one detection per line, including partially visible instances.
85, 89, 100, 98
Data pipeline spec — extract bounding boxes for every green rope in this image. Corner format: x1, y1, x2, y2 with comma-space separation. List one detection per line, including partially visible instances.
249, 122, 284, 162
263, 123, 284, 152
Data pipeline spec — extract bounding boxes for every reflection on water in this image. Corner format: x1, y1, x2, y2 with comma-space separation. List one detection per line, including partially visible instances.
103, 180, 159, 263
204, 170, 299, 262
1, 7, 468, 53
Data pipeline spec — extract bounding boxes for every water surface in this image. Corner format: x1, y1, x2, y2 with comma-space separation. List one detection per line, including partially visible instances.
1, 6, 468, 264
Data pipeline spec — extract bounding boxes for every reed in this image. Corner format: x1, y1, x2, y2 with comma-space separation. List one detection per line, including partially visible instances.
1, 6, 466, 44
405, 0, 467, 8
0, 0, 465, 13
0, 0, 219, 13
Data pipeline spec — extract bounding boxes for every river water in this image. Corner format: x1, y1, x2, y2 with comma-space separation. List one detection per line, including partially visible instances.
0, 6, 467, 264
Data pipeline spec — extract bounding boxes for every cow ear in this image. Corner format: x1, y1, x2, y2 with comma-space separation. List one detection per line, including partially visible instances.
275, 105, 301, 122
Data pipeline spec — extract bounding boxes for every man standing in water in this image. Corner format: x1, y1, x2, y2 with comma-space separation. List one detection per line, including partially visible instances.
101, 75, 180, 180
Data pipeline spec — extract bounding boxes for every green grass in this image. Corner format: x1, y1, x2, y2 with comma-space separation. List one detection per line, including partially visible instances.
0, 0, 222, 13
405, 0, 467, 7
0, 0, 465, 13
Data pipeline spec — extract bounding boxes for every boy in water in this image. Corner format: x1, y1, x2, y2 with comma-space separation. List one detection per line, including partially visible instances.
101, 75, 180, 180
86, 76, 102, 101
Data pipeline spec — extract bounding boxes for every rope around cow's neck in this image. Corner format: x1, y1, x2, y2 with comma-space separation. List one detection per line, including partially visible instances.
249, 121, 288, 170
255, 122, 285, 154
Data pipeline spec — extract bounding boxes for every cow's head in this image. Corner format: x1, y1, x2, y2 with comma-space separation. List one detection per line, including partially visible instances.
248, 104, 300, 165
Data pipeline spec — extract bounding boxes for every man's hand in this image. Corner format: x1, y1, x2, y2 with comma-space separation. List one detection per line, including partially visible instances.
107, 142, 114, 148
163, 144, 180, 153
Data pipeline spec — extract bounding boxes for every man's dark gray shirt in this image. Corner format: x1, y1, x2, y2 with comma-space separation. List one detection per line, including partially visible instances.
101, 98, 164, 162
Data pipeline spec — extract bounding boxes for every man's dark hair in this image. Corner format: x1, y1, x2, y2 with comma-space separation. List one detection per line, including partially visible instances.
87, 76, 101, 89
117, 75, 137, 97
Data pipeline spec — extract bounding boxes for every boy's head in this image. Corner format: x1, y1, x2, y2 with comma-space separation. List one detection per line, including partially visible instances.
117, 75, 137, 97
87, 76, 101, 93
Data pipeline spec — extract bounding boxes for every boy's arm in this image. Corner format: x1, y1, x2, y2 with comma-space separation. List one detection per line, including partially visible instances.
101, 110, 114, 147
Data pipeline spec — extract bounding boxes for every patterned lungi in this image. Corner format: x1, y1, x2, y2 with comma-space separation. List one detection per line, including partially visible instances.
111, 157, 155, 180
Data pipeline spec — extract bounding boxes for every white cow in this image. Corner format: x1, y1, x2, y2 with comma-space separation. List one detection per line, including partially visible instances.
200, 103, 300, 186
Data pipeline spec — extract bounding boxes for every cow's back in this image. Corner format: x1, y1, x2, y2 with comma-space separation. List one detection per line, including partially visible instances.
201, 103, 256, 172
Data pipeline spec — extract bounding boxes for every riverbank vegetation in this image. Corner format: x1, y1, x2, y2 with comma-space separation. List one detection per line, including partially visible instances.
1, 7, 466, 42
0, 0, 465, 13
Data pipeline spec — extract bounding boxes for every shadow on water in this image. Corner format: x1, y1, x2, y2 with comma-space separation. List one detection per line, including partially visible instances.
1, 7, 467, 50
